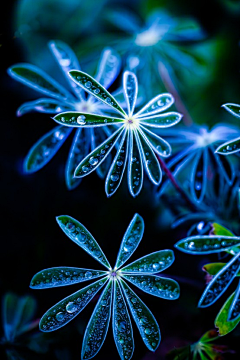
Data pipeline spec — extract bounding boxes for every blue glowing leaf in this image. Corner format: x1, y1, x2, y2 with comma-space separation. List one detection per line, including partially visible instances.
65, 129, 89, 190
222, 103, 240, 119
105, 130, 129, 197
39, 277, 108, 332
107, 9, 141, 33
30, 267, 107, 289
95, 48, 121, 89
215, 137, 240, 155
191, 149, 208, 202
136, 94, 174, 118
24, 126, 72, 173
121, 250, 174, 274
123, 274, 180, 300
140, 112, 182, 128
127, 131, 144, 197
54, 112, 124, 128
115, 213, 144, 270
56, 215, 111, 269
120, 279, 160, 351
214, 151, 234, 184
112, 280, 134, 360
74, 127, 124, 177
136, 130, 162, 185
68, 70, 126, 116
81, 280, 113, 360
8, 64, 72, 100
175, 235, 240, 254
123, 71, 138, 116
17, 98, 71, 116
228, 280, 240, 321
49, 40, 84, 99
139, 126, 171, 157
91, 128, 112, 180
215, 292, 240, 336
198, 252, 240, 307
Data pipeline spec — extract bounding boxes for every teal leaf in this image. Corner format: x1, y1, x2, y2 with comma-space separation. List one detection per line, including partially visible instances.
198, 252, 240, 307
56, 215, 111, 270
120, 279, 160, 351
95, 48, 121, 89
215, 137, 240, 155
112, 280, 134, 360
74, 127, 124, 177
222, 103, 240, 119
81, 280, 113, 360
39, 277, 108, 332
54, 112, 124, 128
121, 250, 174, 274
190, 149, 208, 203
30, 267, 107, 289
65, 129, 89, 190
24, 126, 72, 173
215, 292, 240, 336
115, 213, 144, 270
136, 130, 162, 185
8, 64, 72, 100
17, 98, 71, 116
91, 128, 112, 180
105, 130, 129, 197
68, 70, 126, 116
139, 126, 171, 157
123, 71, 138, 116
123, 274, 180, 300
136, 93, 174, 118
140, 112, 182, 128
49, 40, 84, 99
228, 280, 240, 321
127, 130, 144, 197
175, 235, 240, 254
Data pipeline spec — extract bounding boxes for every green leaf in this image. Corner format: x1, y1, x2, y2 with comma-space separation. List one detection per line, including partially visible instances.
123, 71, 138, 116
199, 329, 219, 343
136, 93, 174, 118
139, 126, 171, 157
17, 98, 71, 116
56, 215, 111, 269
228, 280, 240, 321
202, 263, 228, 276
215, 292, 240, 335
54, 112, 124, 127
91, 127, 112, 180
215, 137, 240, 155
128, 130, 144, 197
39, 277, 108, 332
211, 223, 235, 237
139, 112, 182, 128
222, 103, 240, 119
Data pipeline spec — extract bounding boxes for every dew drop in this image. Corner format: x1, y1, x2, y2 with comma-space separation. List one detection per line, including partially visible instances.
153, 263, 160, 271
85, 81, 92, 88
111, 174, 119, 182
77, 115, 86, 125
145, 328, 151, 335
89, 157, 98, 166
85, 271, 92, 279
66, 302, 78, 313
56, 312, 64, 321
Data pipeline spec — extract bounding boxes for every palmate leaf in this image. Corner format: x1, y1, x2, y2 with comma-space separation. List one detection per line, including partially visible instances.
139, 126, 171, 157
17, 98, 71, 116
135, 93, 174, 118
198, 252, 240, 307
39, 277, 108, 332
82, 280, 113, 360
68, 70, 126, 116
115, 213, 144, 270
121, 250, 174, 274
215, 292, 240, 336
120, 279, 161, 351
222, 103, 240, 118
122, 274, 180, 300
112, 280, 134, 360
215, 137, 240, 155
24, 126, 72, 173
56, 215, 110, 269
95, 48, 121, 89
30, 267, 107, 289
140, 112, 182, 128
54, 112, 123, 127
127, 130, 144, 197
228, 279, 240, 321
90, 128, 112, 180
123, 71, 138, 116
175, 235, 240, 254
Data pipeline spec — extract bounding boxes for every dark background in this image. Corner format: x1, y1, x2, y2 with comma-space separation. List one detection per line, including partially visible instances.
1, 0, 240, 359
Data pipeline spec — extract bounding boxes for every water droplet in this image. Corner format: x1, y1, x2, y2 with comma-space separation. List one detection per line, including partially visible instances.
77, 115, 86, 125
153, 263, 160, 271
66, 302, 78, 313
60, 58, 71, 67
89, 157, 98, 166
56, 312, 64, 321
111, 174, 119, 182
94, 88, 100, 94
85, 271, 92, 279
85, 81, 92, 88
145, 328, 151, 335
117, 160, 123, 166
82, 166, 89, 173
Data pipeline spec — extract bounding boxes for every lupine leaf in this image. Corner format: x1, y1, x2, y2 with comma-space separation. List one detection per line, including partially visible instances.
122, 274, 180, 300
139, 126, 171, 157
91, 127, 112, 180
215, 151, 234, 184
112, 280, 134, 360
65, 129, 89, 190
54, 112, 123, 127
95, 48, 121, 89
121, 250, 174, 274
123, 71, 138, 116
30, 267, 107, 289
175, 235, 240, 254
115, 213, 144, 270
228, 280, 240, 321
24, 126, 72, 173
105, 130, 129, 197
17, 98, 71, 116
215, 137, 240, 155
127, 130, 144, 197
136, 93, 174, 118
211, 223, 235, 237
202, 263, 228, 276
81, 280, 113, 360
215, 292, 240, 335
190, 149, 208, 203
56, 215, 111, 269
69, 70, 126, 116
74, 127, 124, 177
136, 130, 162, 185
222, 103, 240, 118
140, 112, 182, 128
198, 252, 240, 307
39, 277, 108, 332
199, 329, 219, 343
8, 64, 72, 100
120, 279, 161, 351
